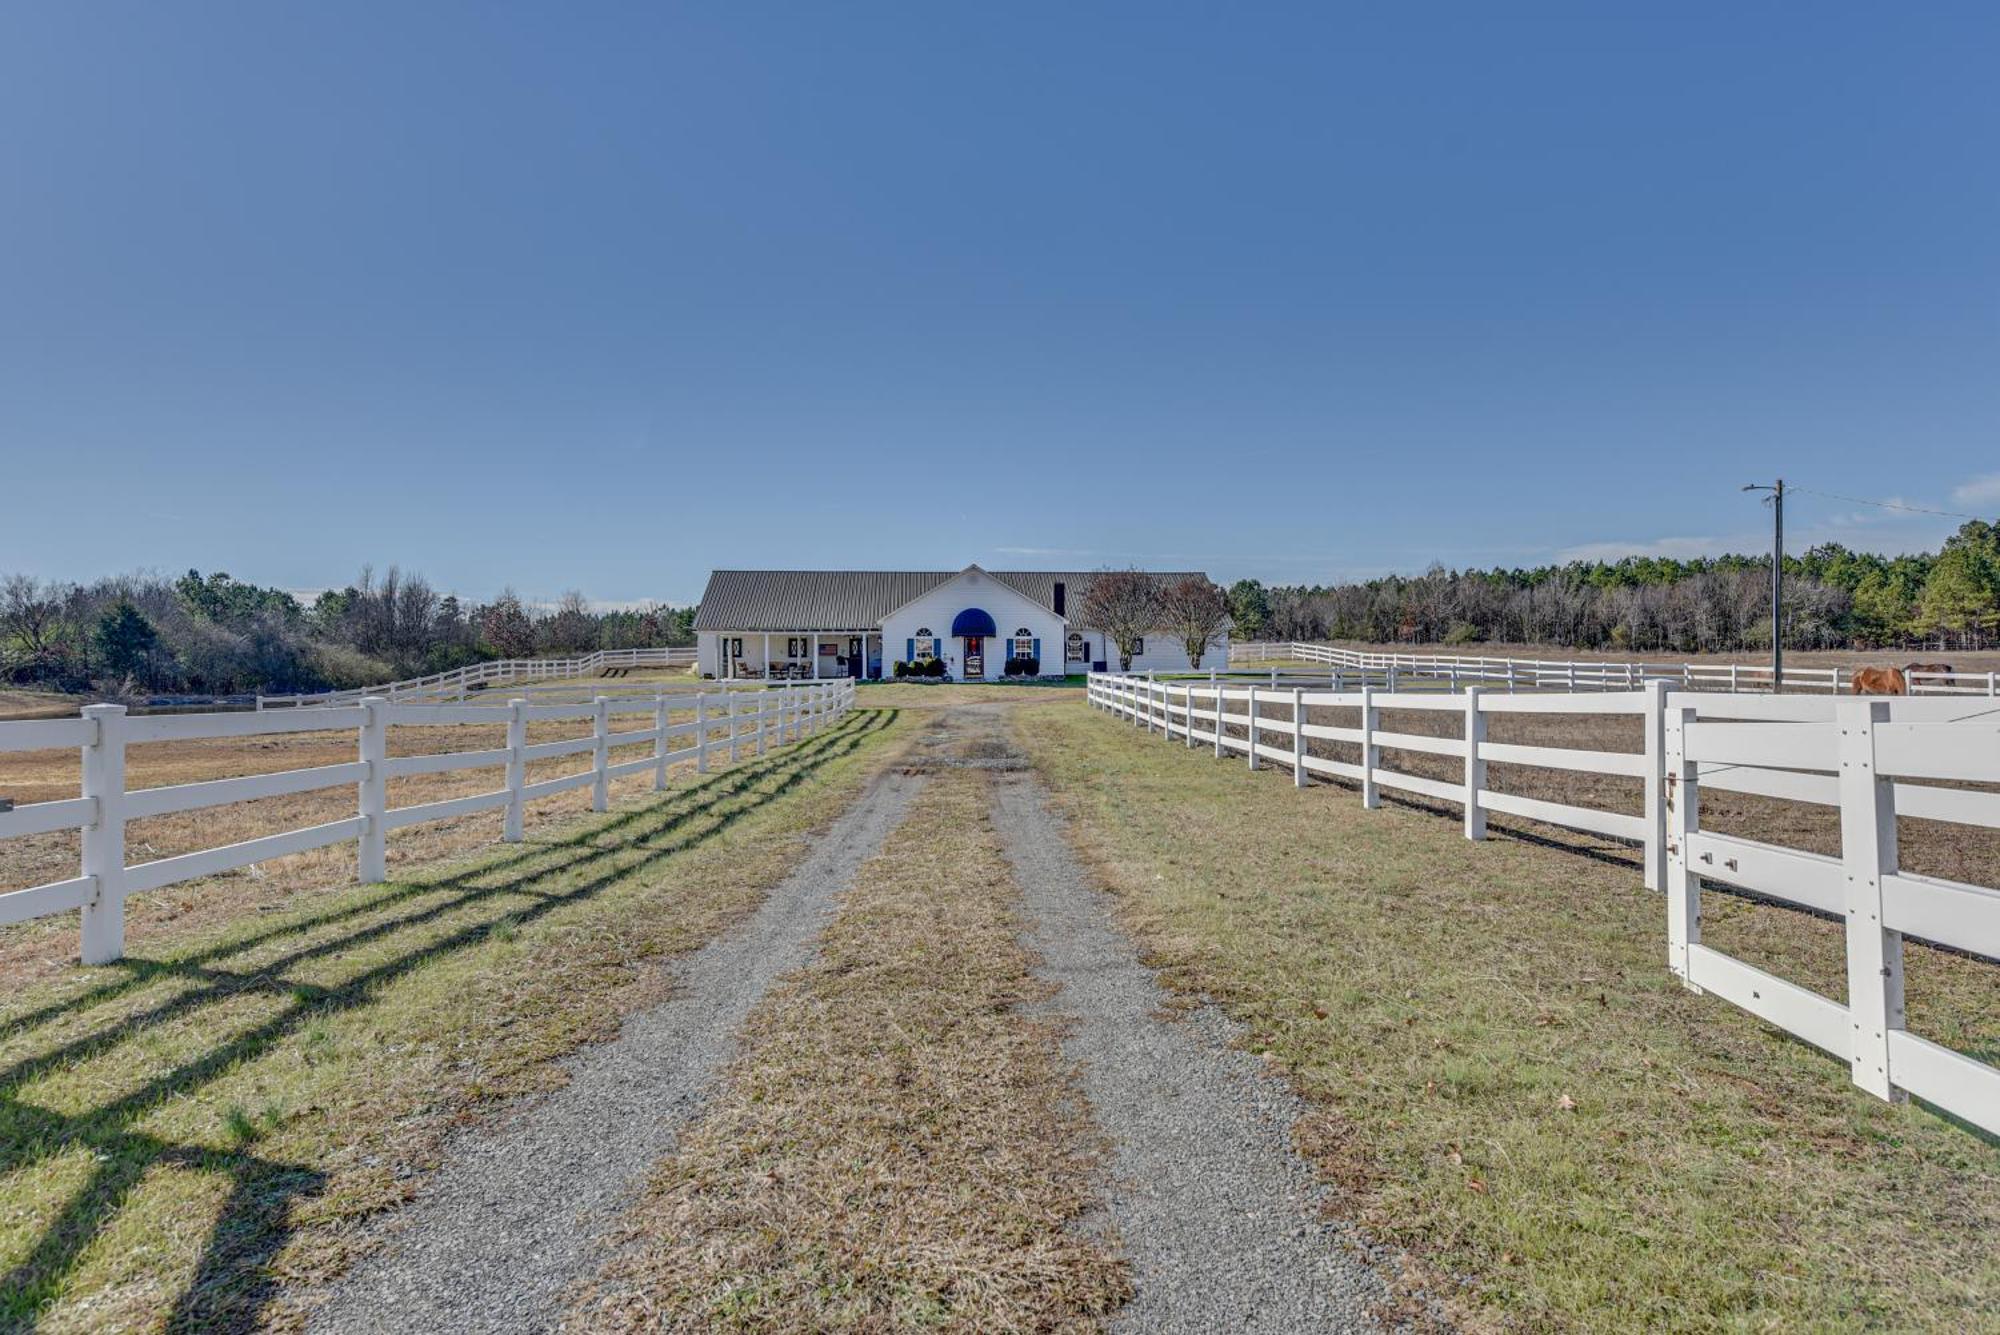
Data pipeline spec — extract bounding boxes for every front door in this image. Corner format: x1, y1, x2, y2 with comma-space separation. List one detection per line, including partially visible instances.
963, 636, 984, 679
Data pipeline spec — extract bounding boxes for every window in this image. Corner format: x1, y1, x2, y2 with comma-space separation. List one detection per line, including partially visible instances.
727, 637, 743, 659
1065, 632, 1085, 661
914, 627, 935, 658
1013, 627, 1034, 658
1130, 637, 1144, 656
786, 636, 801, 658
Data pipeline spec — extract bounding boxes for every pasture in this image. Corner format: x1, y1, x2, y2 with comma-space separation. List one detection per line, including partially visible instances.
0, 658, 1994, 1331
0, 707, 908, 1330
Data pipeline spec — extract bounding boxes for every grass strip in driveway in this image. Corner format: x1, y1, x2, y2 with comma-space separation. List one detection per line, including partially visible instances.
1012, 698, 2000, 1333
0, 707, 907, 1333
574, 763, 1132, 1332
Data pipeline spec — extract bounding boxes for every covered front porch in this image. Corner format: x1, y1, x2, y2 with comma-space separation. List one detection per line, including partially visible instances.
714, 630, 885, 680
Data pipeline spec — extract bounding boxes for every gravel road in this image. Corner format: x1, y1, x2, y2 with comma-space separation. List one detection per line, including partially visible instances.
307, 767, 925, 1335
990, 754, 1396, 1333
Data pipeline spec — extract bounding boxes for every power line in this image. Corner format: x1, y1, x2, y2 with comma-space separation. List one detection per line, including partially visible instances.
1788, 486, 1981, 521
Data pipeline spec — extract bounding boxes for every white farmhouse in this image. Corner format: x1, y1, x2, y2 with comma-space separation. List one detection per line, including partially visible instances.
693, 565, 1226, 680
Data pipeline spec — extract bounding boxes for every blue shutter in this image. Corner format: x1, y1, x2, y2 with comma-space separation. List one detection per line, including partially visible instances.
1032, 638, 1040, 663
907, 638, 915, 662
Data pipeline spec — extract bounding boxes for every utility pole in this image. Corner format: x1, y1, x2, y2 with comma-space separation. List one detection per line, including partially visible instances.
1742, 478, 1784, 692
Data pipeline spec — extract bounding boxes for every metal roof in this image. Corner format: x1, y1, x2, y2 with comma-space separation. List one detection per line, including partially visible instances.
691, 568, 1210, 631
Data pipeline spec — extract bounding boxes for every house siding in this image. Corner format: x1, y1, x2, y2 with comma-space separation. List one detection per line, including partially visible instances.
881, 570, 1062, 681
694, 568, 1229, 680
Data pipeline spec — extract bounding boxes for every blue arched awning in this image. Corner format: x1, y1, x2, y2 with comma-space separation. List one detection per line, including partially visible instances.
950, 607, 998, 637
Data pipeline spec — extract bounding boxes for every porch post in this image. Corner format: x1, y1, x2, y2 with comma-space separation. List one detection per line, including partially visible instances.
764, 632, 771, 678
812, 633, 820, 678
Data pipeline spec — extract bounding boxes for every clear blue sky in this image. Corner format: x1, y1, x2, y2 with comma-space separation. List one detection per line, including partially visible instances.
3, 3, 1996, 606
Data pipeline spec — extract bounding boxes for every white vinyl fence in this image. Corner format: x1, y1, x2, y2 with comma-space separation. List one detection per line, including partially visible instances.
1227, 641, 1999, 697
0, 679, 853, 964
1089, 671, 2000, 1135
257, 646, 698, 709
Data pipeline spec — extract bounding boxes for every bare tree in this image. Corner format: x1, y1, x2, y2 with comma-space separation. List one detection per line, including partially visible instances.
0, 575, 70, 658
1076, 569, 1163, 671
1159, 576, 1230, 670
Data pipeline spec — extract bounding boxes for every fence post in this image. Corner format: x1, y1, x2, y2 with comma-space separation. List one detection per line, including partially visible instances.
505, 699, 527, 840
591, 695, 611, 811
1462, 686, 1486, 839
653, 693, 671, 790
757, 689, 769, 756
1183, 684, 1194, 748
1246, 684, 1259, 770
727, 691, 742, 762
358, 696, 388, 883
1836, 699, 1906, 1103
1641, 680, 1668, 891
696, 693, 710, 773
1663, 702, 1701, 988
1291, 687, 1306, 788
78, 704, 129, 965
1360, 683, 1376, 807
1213, 682, 1224, 758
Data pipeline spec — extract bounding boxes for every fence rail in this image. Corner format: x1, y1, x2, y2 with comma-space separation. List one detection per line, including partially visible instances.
1089, 670, 2000, 1135
1226, 641, 1999, 697
255, 646, 699, 709
0, 679, 854, 963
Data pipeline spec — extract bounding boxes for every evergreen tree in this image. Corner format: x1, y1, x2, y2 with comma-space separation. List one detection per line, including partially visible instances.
94, 600, 161, 684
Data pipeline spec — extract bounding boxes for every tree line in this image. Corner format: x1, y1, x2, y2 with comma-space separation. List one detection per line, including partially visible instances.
1223, 518, 2000, 653
0, 566, 696, 698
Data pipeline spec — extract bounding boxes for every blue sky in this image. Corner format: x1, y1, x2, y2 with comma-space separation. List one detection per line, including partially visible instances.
2, 3, 1996, 606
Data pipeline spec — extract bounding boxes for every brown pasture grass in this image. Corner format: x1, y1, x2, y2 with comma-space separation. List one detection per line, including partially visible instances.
0, 690, 76, 722
575, 759, 1131, 1332
0, 706, 913, 1332
1015, 697, 2000, 1333
0, 702, 806, 979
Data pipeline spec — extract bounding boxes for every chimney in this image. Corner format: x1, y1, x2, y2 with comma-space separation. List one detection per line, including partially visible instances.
1052, 581, 1066, 616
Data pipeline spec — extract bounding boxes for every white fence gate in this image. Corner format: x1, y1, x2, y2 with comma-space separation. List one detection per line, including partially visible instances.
0, 680, 854, 964
1089, 671, 2000, 1135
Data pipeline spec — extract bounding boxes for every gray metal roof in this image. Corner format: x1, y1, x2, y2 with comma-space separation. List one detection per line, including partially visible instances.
691, 568, 1210, 631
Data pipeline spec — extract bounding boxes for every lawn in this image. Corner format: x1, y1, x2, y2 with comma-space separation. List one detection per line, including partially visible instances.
0, 707, 910, 1332
1013, 697, 2000, 1332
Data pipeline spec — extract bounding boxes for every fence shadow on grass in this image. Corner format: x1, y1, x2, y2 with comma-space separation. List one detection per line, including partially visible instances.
1372, 791, 1646, 875
0, 707, 896, 1331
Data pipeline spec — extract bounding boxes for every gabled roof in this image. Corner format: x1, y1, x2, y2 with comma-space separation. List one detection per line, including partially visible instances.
691, 568, 1211, 631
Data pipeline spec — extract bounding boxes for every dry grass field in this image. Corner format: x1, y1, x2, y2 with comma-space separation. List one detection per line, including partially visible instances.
0, 706, 910, 1331
1018, 697, 2000, 1331
0, 682, 781, 980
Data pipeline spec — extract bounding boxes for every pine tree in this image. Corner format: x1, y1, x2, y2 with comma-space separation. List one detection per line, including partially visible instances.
93, 600, 161, 684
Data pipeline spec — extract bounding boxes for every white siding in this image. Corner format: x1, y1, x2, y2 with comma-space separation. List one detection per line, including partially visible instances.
1070, 627, 1229, 674
882, 570, 1063, 681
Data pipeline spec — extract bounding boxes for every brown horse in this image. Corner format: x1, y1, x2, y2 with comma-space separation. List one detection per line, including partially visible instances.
1850, 666, 1907, 695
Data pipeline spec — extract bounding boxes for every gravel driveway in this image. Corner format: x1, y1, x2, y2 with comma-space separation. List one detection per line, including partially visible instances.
989, 747, 1396, 1333
307, 768, 925, 1334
